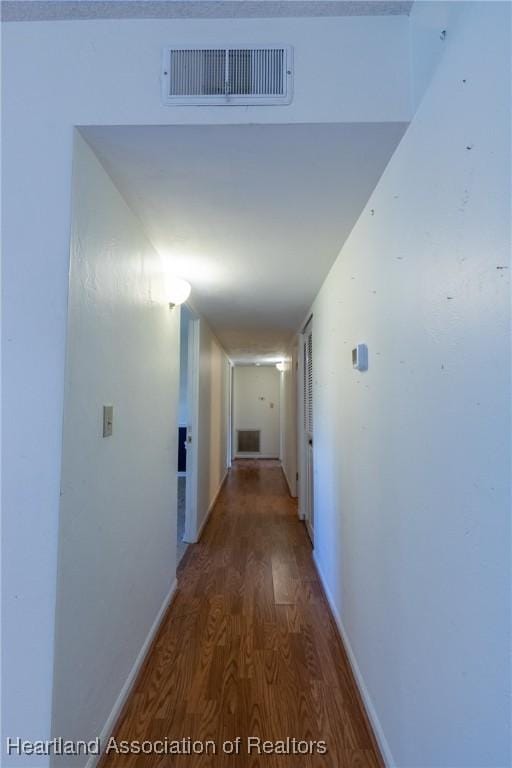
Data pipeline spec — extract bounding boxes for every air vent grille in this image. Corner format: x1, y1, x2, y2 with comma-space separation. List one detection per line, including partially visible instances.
237, 430, 261, 453
169, 49, 226, 96
162, 46, 292, 105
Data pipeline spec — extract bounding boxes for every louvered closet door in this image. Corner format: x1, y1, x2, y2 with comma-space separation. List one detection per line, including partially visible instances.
303, 320, 314, 543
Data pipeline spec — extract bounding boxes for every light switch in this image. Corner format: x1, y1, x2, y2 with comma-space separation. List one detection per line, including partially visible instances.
103, 405, 113, 437
352, 344, 368, 371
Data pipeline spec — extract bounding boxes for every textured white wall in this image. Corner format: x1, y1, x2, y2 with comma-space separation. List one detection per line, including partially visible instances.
196, 320, 230, 535
233, 366, 281, 458
1, 16, 411, 755
310, 3, 511, 766
51, 134, 179, 766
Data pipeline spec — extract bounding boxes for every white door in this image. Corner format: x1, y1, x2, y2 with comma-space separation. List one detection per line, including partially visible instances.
303, 319, 314, 543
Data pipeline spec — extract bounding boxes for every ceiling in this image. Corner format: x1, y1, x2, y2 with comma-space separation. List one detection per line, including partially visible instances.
83, 122, 406, 362
2, 1, 414, 23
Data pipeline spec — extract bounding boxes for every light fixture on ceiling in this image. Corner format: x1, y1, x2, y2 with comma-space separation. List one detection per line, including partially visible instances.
276, 362, 285, 372
255, 363, 261, 367
167, 277, 191, 308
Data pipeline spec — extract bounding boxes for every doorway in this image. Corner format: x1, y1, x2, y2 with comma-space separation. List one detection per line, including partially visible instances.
177, 305, 200, 562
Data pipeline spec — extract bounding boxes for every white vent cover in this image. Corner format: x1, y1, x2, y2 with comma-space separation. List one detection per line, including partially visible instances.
237, 430, 261, 453
162, 47, 293, 105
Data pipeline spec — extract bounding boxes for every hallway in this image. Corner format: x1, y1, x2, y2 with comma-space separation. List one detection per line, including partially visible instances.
3, 4, 511, 765
102, 460, 381, 768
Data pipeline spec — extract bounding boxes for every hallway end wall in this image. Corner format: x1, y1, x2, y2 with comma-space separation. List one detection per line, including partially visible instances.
310, 3, 511, 766
233, 366, 281, 459
51, 133, 180, 766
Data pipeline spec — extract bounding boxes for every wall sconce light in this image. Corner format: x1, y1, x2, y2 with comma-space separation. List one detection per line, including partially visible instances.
276, 362, 285, 372
167, 277, 191, 308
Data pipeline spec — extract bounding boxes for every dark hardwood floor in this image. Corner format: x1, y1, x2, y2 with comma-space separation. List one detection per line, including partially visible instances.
101, 460, 382, 768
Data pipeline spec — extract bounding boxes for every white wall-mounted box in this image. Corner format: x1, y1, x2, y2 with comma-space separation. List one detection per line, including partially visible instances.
352, 343, 368, 371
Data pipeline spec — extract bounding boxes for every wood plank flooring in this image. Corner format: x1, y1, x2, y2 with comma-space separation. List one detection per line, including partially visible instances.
101, 460, 382, 768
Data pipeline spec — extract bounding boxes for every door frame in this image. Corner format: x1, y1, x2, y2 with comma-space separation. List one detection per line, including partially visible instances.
226, 360, 234, 469
298, 315, 314, 542
183, 307, 200, 543
297, 335, 306, 521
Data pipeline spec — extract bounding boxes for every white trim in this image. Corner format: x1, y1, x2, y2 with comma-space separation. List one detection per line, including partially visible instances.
226, 361, 234, 469
234, 453, 279, 460
312, 552, 395, 768
194, 468, 229, 543
297, 327, 307, 521
85, 578, 178, 768
177, 471, 186, 478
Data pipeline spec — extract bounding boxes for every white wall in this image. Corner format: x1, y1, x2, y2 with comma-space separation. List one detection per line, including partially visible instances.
51, 133, 179, 766
196, 319, 230, 535
233, 366, 281, 458
1, 15, 411, 755
409, 0, 464, 111
309, 3, 511, 766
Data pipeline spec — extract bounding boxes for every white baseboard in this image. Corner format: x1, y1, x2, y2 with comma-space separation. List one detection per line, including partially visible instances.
194, 468, 228, 542
234, 454, 279, 460
312, 552, 395, 768
85, 578, 178, 768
